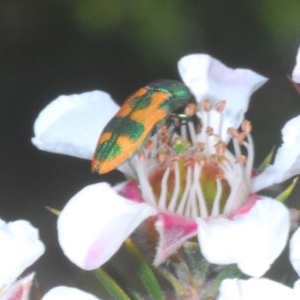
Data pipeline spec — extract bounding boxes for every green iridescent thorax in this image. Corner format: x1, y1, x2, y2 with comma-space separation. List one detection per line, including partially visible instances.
147, 79, 193, 111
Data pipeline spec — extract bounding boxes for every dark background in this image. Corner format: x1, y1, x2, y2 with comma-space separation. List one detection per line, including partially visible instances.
1, 0, 300, 297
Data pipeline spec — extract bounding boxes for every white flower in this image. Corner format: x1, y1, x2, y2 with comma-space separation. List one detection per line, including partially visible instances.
217, 224, 300, 300
42, 286, 101, 300
0, 273, 35, 300
218, 278, 300, 300
57, 182, 156, 269
178, 54, 266, 141
32, 52, 297, 278
252, 115, 300, 192
0, 219, 45, 298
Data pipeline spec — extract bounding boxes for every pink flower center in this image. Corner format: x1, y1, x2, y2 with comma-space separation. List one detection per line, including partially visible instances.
132, 100, 255, 220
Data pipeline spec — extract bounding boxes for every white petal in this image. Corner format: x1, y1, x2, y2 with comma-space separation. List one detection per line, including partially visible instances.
290, 226, 300, 276
293, 279, 300, 295
58, 182, 156, 270
197, 198, 289, 277
42, 286, 101, 300
32, 91, 119, 159
1, 273, 35, 300
252, 115, 300, 192
218, 278, 299, 300
292, 45, 300, 83
0, 219, 45, 288
178, 54, 267, 140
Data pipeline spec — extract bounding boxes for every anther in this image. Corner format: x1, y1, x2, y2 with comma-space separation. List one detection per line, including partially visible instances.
202, 99, 212, 111
235, 155, 247, 164
215, 100, 226, 113
242, 120, 252, 135
206, 126, 214, 135
184, 103, 197, 117
215, 141, 227, 156
228, 127, 239, 138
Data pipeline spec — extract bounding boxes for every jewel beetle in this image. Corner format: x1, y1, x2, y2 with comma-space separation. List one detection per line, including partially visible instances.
92, 79, 193, 174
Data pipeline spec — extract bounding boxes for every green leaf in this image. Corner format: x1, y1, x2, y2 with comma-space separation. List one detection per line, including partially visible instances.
94, 268, 131, 300
45, 206, 60, 216
276, 177, 298, 202
124, 238, 165, 300
256, 147, 275, 173
158, 266, 186, 297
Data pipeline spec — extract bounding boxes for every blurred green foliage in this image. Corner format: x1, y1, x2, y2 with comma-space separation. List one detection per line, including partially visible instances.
57, 0, 300, 72
260, 0, 300, 43
62, 0, 200, 63
258, 0, 300, 65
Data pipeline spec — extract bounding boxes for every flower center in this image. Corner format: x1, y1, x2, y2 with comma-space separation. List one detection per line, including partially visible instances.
133, 100, 254, 220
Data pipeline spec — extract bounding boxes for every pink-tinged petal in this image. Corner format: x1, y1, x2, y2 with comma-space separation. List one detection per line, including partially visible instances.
292, 45, 300, 83
1, 273, 35, 300
252, 115, 300, 193
234, 194, 260, 217
42, 286, 101, 300
178, 54, 267, 140
290, 226, 300, 277
58, 182, 156, 270
0, 220, 45, 288
114, 180, 143, 203
218, 278, 299, 300
153, 213, 198, 266
32, 91, 119, 159
197, 198, 289, 277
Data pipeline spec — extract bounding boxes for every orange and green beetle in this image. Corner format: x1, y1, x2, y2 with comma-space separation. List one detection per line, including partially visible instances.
91, 79, 193, 174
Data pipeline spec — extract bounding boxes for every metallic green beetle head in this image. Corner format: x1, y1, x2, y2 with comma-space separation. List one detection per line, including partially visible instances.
147, 79, 193, 111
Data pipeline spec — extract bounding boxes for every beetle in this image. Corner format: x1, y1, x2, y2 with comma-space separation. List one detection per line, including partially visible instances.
91, 79, 193, 174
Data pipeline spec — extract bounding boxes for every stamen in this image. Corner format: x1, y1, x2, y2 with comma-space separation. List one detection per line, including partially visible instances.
185, 186, 195, 219
216, 100, 226, 137
193, 164, 208, 219
176, 166, 192, 216
167, 161, 181, 212
242, 120, 252, 134
180, 122, 188, 140
222, 166, 244, 216
219, 149, 236, 182
216, 141, 226, 156
237, 132, 247, 145
215, 100, 226, 113
201, 100, 211, 142
232, 134, 242, 156
184, 103, 197, 117
158, 167, 171, 210
206, 126, 214, 135
187, 120, 197, 146
218, 149, 249, 216
242, 134, 255, 187
228, 127, 239, 139
136, 101, 255, 221
235, 155, 247, 164
211, 178, 222, 217
135, 157, 156, 205
202, 99, 212, 111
